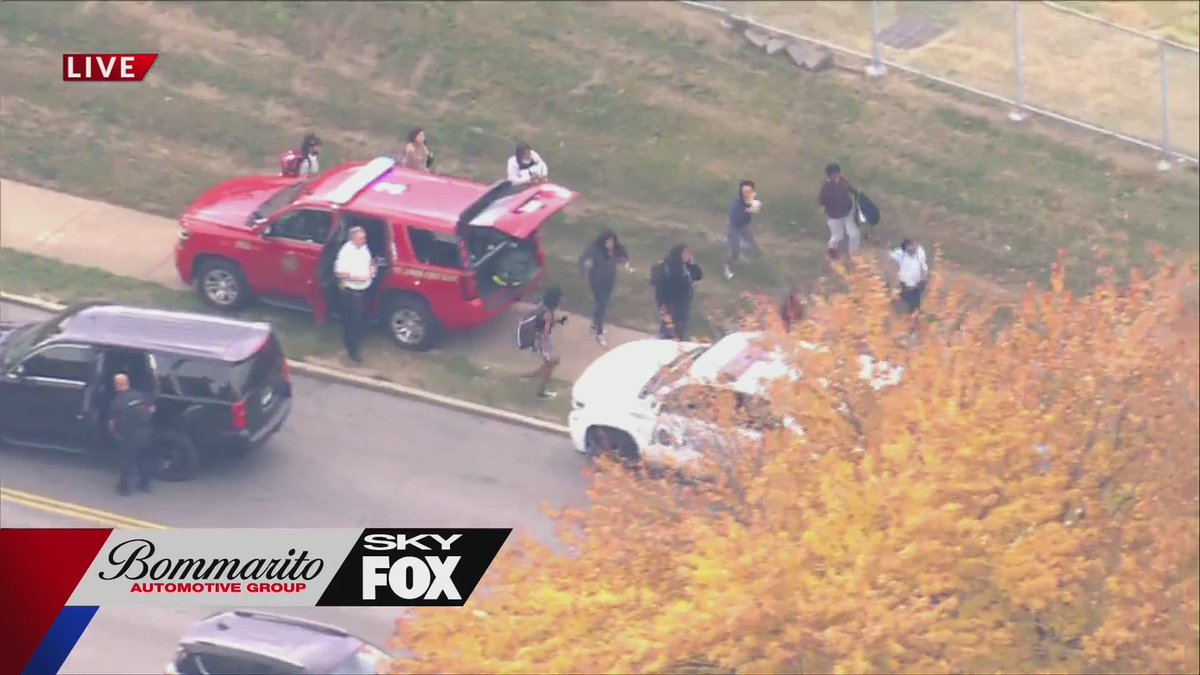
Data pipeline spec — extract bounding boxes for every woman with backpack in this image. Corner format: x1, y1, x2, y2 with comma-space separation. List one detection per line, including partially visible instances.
518, 286, 567, 400
280, 133, 321, 177
652, 244, 703, 341
578, 230, 632, 347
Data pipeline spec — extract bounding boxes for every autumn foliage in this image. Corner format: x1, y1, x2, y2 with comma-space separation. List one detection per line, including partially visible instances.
389, 255, 1199, 674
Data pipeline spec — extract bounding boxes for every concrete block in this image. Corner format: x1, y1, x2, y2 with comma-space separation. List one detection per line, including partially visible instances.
785, 43, 834, 72
721, 15, 750, 32
785, 42, 809, 67
765, 38, 789, 55
744, 28, 770, 48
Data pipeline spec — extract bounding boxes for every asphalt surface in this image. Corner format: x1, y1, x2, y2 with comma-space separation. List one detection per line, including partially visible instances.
0, 301, 590, 674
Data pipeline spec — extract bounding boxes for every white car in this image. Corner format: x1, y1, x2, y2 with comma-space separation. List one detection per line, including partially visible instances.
568, 331, 902, 468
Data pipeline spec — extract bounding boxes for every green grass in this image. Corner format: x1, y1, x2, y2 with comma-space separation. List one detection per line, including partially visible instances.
0, 0, 1196, 331
0, 249, 572, 422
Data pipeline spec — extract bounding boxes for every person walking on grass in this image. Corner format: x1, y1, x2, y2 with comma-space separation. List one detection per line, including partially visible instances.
398, 127, 435, 172
578, 230, 633, 347
819, 162, 861, 260
780, 285, 806, 333
724, 179, 762, 280
519, 286, 567, 400
652, 244, 704, 341
890, 237, 929, 331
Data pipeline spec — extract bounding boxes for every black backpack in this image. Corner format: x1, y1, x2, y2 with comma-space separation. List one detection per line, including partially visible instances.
649, 261, 666, 288
516, 307, 545, 350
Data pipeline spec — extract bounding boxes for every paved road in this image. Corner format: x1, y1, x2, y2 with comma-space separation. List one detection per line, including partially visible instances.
0, 301, 590, 673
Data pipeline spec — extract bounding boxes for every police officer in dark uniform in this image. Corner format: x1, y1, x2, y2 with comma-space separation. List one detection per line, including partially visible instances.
108, 373, 155, 495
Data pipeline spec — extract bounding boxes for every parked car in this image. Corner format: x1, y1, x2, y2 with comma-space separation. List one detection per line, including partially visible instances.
165, 610, 391, 675
567, 331, 903, 470
174, 156, 579, 351
0, 301, 292, 480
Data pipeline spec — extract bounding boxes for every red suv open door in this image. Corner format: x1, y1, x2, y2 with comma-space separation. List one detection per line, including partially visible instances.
456, 181, 579, 312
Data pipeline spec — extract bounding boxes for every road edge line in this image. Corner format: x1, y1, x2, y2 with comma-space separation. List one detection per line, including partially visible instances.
1, 488, 170, 529
0, 291, 572, 438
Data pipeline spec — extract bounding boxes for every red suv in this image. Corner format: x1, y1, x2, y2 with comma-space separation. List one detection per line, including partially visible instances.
174, 157, 578, 350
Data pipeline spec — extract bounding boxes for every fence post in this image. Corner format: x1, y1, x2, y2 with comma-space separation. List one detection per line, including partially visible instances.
1156, 40, 1173, 172
865, 0, 887, 77
1008, 0, 1027, 122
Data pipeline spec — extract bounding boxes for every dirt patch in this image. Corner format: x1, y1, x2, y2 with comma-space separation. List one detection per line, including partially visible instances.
724, 0, 1200, 158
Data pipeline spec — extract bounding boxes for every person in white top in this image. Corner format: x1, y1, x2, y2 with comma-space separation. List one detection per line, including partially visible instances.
334, 226, 377, 362
506, 142, 549, 185
890, 238, 929, 315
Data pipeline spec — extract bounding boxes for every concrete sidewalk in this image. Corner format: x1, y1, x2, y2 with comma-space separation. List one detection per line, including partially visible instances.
0, 178, 652, 383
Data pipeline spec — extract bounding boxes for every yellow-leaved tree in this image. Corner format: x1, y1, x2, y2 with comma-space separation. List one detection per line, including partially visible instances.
388, 254, 1199, 674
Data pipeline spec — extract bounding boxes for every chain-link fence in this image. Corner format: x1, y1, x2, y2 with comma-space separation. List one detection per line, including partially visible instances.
695, 1, 1199, 167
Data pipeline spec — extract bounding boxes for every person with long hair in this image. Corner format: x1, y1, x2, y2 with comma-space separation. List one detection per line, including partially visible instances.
651, 244, 704, 341
780, 284, 806, 333
520, 286, 566, 399
399, 127, 434, 172
578, 230, 632, 346
291, 132, 324, 176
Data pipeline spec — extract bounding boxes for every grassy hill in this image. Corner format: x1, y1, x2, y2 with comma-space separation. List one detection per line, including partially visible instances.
1, 0, 1196, 335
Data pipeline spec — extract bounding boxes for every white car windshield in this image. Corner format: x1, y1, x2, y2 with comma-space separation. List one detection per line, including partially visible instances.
642, 344, 709, 397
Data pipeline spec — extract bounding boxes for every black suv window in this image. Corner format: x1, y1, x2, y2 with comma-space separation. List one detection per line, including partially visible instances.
155, 355, 237, 401
269, 209, 333, 244
408, 226, 463, 269
21, 344, 94, 382
230, 336, 284, 396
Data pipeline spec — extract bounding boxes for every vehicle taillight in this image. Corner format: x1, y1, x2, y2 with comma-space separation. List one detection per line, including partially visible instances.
460, 272, 479, 301
231, 401, 247, 431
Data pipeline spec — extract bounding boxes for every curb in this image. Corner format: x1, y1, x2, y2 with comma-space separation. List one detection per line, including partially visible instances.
0, 291, 572, 439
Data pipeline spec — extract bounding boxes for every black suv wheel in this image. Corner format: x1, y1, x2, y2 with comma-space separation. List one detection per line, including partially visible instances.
152, 430, 201, 482
386, 295, 440, 351
196, 259, 250, 311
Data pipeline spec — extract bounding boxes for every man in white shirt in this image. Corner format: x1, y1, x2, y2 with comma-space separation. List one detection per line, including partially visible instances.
889, 238, 929, 315
506, 142, 549, 185
334, 226, 376, 362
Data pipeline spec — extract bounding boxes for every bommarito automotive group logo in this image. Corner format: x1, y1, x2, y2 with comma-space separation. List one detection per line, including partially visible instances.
65, 528, 511, 608
99, 538, 323, 595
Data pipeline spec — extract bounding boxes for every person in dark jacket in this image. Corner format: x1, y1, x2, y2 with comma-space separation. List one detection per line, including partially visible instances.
780, 285, 806, 333
653, 244, 703, 341
578, 230, 632, 346
108, 373, 156, 495
818, 162, 860, 260
724, 179, 762, 280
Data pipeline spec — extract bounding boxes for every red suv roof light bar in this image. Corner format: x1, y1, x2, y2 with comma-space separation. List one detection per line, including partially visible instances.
324, 157, 396, 206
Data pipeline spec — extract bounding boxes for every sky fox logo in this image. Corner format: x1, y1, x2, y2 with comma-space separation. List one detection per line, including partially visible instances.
315, 528, 509, 607
361, 533, 463, 601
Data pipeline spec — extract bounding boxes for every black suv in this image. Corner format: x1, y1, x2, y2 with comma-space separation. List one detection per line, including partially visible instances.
0, 301, 292, 480
166, 610, 391, 675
